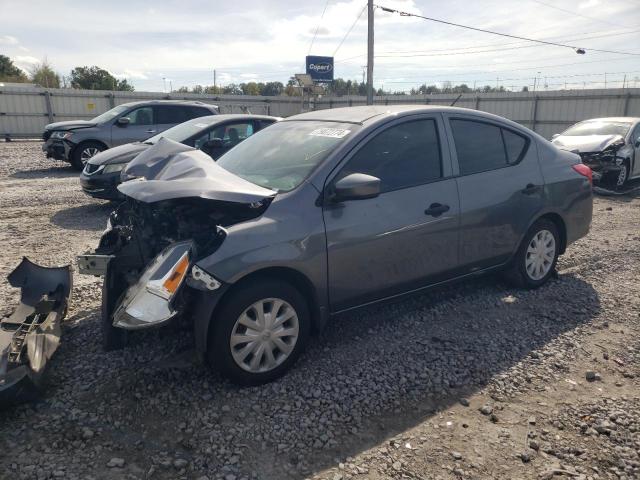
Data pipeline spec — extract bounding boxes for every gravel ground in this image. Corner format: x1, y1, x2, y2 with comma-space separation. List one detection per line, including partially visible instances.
0, 142, 639, 480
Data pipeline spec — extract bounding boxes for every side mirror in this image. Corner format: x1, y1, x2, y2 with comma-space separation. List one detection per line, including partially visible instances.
551, 133, 560, 140
116, 117, 130, 126
330, 173, 381, 202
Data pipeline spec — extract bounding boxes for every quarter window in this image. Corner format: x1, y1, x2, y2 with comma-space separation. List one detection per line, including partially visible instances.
340, 119, 442, 192
450, 119, 529, 175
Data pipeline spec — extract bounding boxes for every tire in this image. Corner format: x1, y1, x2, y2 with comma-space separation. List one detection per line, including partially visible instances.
71, 141, 105, 170
503, 219, 560, 289
208, 279, 311, 385
613, 160, 630, 190
101, 266, 128, 351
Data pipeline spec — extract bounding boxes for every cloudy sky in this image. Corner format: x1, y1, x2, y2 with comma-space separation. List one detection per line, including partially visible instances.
1, 0, 639, 92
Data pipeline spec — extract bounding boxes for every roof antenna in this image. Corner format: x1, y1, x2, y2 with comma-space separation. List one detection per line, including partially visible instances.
450, 93, 463, 107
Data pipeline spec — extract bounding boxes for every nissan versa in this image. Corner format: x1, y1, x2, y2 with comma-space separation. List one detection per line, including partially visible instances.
78, 105, 593, 385
42, 100, 219, 169
79, 114, 279, 200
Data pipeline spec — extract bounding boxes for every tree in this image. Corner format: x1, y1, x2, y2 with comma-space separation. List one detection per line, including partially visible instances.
0, 55, 28, 82
262, 81, 284, 96
30, 59, 60, 88
70, 66, 134, 91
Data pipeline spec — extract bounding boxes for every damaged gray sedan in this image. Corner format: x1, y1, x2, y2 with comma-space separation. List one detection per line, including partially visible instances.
552, 117, 640, 188
78, 106, 592, 385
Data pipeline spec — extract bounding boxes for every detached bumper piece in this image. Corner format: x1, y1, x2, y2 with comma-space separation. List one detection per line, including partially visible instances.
0, 258, 72, 408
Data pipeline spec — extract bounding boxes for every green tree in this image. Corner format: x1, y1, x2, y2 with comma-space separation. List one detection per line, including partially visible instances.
30, 59, 60, 88
262, 81, 284, 96
70, 66, 134, 91
0, 55, 28, 82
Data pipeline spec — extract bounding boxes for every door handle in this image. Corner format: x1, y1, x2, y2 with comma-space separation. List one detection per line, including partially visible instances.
521, 183, 541, 195
146, 129, 156, 134
424, 203, 450, 217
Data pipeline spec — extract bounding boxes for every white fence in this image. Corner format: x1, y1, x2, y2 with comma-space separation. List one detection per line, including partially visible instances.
1, 85, 638, 140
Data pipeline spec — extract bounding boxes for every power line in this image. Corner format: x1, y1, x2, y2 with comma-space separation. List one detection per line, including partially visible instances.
333, 3, 367, 57
529, 0, 635, 30
308, 0, 331, 55
375, 4, 640, 56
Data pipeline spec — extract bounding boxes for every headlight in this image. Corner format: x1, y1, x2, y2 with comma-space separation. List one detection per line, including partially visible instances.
112, 241, 193, 329
103, 163, 126, 174
51, 131, 73, 140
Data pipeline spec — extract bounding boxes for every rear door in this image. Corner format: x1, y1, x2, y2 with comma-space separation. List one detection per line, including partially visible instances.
443, 114, 544, 272
323, 114, 460, 311
111, 106, 156, 145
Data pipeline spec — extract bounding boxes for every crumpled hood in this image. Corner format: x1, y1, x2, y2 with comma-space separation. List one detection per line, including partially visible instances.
45, 120, 97, 131
552, 134, 625, 153
118, 137, 277, 204
87, 142, 150, 166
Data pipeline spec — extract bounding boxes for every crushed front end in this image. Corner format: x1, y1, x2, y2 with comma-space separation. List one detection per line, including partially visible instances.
77, 138, 276, 350
1, 258, 72, 408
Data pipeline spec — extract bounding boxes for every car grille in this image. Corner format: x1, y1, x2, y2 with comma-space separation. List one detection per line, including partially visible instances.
43, 130, 51, 141
84, 163, 101, 174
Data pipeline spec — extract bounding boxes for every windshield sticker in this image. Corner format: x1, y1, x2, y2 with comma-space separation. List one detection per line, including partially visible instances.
308, 128, 351, 138
193, 123, 208, 129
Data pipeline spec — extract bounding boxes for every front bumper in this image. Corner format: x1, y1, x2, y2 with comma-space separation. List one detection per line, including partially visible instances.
579, 152, 624, 181
42, 139, 73, 161
79, 169, 125, 201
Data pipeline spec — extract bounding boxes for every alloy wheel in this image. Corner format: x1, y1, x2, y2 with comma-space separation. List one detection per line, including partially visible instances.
230, 297, 299, 373
616, 164, 628, 187
525, 229, 556, 281
80, 147, 100, 165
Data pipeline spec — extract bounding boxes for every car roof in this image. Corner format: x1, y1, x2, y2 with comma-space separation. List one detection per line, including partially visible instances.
574, 117, 640, 123
119, 100, 218, 108
184, 114, 281, 126
284, 105, 522, 126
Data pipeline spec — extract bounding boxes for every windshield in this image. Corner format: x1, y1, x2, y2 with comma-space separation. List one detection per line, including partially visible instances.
216, 121, 356, 192
145, 117, 214, 144
562, 121, 632, 137
91, 105, 129, 123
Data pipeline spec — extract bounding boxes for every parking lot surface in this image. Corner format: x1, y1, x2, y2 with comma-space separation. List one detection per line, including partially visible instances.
0, 142, 639, 480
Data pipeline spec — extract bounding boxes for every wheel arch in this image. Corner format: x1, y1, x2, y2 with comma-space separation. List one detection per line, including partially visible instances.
71, 139, 109, 158
534, 212, 567, 255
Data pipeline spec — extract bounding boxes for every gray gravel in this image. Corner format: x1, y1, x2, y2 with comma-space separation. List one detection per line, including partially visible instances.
0, 142, 639, 480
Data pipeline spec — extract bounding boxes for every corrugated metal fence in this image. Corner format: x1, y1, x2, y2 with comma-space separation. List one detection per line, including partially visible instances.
1, 85, 638, 140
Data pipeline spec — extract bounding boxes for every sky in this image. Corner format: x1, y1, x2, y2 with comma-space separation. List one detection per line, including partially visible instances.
1, 0, 639, 93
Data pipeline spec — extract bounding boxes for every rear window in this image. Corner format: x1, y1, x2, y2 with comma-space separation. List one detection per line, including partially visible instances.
451, 119, 529, 175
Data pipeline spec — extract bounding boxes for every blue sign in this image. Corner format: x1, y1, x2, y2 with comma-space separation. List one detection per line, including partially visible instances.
306, 56, 334, 82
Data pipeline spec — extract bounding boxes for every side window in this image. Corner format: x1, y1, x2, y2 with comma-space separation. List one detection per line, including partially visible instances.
451, 119, 506, 175
193, 122, 255, 154
632, 124, 640, 145
502, 129, 528, 164
339, 119, 442, 193
188, 106, 212, 119
258, 120, 276, 130
126, 107, 154, 126
156, 106, 193, 125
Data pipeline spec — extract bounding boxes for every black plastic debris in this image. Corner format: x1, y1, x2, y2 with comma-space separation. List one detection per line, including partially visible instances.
0, 257, 72, 408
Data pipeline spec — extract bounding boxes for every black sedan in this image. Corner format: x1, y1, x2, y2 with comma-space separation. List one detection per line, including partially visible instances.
79, 114, 280, 200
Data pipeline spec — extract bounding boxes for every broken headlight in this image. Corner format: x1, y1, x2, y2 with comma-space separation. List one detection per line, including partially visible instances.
112, 241, 192, 329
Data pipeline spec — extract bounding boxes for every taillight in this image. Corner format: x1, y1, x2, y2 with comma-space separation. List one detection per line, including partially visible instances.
572, 163, 592, 185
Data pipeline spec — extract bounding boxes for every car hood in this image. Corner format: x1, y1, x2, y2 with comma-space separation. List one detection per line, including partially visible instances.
552, 134, 625, 153
44, 120, 97, 131
118, 137, 277, 204
87, 142, 150, 166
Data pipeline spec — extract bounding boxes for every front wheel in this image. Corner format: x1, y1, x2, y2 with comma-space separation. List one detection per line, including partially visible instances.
504, 219, 560, 289
208, 279, 310, 385
71, 141, 105, 170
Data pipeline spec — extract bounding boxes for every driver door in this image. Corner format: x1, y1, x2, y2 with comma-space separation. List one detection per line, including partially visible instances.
322, 115, 460, 311
111, 106, 156, 145
631, 124, 640, 177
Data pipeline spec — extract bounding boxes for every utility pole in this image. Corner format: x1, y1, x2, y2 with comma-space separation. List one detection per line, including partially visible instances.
366, 0, 374, 105
214, 69, 217, 91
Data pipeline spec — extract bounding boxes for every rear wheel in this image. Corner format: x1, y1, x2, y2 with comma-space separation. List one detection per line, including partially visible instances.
208, 279, 310, 385
504, 219, 560, 289
71, 141, 105, 170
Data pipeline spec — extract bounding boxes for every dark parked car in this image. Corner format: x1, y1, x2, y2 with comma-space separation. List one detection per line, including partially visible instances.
43, 100, 219, 169
78, 105, 593, 385
79, 114, 279, 200
552, 117, 640, 188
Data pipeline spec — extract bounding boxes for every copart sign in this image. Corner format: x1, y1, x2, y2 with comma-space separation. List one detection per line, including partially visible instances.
306, 55, 334, 82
